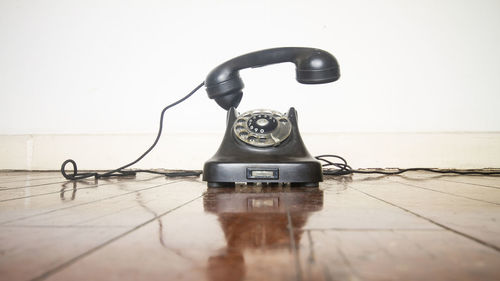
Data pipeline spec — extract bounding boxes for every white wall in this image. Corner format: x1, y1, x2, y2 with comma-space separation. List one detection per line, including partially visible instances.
1, 0, 500, 135
1, 0, 500, 170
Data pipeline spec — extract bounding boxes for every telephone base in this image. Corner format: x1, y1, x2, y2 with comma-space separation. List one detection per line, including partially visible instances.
204, 161, 322, 188
206, 182, 318, 188
203, 107, 323, 187
207, 182, 235, 188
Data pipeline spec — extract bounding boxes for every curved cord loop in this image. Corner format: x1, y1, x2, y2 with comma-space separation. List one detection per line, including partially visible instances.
60, 82, 205, 181
61, 159, 98, 180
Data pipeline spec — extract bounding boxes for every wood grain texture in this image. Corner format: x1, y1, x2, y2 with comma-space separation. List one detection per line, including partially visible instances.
346, 175, 500, 250
0, 172, 499, 281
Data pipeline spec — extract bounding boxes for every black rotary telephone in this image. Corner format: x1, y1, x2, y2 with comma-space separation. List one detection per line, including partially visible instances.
60, 47, 341, 184
202, 47, 340, 187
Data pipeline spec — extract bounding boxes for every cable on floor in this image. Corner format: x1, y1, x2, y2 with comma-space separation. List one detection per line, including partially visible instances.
60, 82, 500, 181
315, 155, 500, 176
60, 82, 205, 180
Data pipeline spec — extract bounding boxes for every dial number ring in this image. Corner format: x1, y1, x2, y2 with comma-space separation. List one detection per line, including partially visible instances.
233, 109, 292, 147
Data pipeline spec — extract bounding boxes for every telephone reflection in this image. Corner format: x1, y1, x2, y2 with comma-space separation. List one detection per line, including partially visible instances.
203, 185, 324, 281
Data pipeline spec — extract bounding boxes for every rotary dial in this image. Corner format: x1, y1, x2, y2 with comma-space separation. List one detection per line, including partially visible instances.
233, 109, 292, 147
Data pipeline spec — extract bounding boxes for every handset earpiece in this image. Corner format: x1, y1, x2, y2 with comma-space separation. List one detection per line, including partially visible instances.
205, 47, 340, 110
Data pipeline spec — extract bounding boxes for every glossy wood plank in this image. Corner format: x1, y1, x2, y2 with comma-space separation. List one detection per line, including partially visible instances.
438, 175, 500, 189
0, 225, 128, 281
388, 175, 500, 204
0, 174, 172, 203
298, 230, 500, 281
0, 179, 205, 281
0, 177, 63, 187
0, 173, 62, 186
5, 180, 202, 228
43, 187, 318, 281
0, 171, 37, 179
305, 180, 441, 230
383, 171, 500, 190
0, 176, 178, 224
1, 171, 499, 281
347, 177, 500, 250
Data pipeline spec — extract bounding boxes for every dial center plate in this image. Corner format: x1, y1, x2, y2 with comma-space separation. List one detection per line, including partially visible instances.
256, 118, 269, 126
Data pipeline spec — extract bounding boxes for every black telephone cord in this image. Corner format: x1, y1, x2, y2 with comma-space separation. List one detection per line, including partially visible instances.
61, 82, 205, 180
61, 82, 500, 181
316, 155, 500, 176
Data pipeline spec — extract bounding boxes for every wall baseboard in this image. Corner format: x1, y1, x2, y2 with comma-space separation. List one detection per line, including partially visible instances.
1, 133, 499, 171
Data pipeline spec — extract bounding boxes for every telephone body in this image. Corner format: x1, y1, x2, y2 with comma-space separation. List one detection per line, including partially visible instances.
202, 47, 340, 187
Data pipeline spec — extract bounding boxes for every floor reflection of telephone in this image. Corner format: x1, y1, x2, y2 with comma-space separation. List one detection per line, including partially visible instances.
202, 47, 340, 187
203, 186, 324, 281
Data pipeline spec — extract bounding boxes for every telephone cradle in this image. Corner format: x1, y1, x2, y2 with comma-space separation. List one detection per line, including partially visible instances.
202, 107, 322, 187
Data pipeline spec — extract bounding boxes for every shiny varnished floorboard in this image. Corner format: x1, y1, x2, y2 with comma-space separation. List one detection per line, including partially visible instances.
0, 172, 499, 281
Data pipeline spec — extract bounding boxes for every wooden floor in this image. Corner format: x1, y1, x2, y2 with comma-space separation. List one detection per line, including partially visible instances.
0, 171, 499, 281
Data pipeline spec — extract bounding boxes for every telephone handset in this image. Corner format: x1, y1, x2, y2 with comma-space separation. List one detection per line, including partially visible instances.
202, 47, 340, 187
205, 47, 340, 110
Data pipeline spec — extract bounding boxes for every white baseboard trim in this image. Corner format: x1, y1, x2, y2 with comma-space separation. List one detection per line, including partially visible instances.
1, 133, 499, 170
